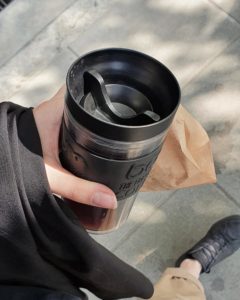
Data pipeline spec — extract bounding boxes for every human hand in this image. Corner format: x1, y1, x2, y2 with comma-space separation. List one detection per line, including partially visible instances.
33, 86, 117, 209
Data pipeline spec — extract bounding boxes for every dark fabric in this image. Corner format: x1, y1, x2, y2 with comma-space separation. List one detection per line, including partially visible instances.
0, 102, 154, 300
0, 286, 87, 300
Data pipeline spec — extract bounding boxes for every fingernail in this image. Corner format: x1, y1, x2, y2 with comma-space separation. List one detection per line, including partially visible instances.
91, 192, 117, 209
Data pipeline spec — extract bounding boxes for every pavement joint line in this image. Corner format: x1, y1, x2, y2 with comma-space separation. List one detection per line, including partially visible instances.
3, 49, 67, 101
111, 190, 178, 253
0, 0, 78, 69
4, 42, 87, 101
207, 0, 240, 26
67, 46, 80, 58
182, 34, 240, 92
215, 183, 240, 209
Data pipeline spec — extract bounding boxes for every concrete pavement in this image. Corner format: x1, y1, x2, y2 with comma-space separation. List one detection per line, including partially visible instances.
1, 1, 240, 299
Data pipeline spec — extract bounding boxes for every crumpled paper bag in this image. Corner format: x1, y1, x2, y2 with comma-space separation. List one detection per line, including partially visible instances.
141, 105, 216, 191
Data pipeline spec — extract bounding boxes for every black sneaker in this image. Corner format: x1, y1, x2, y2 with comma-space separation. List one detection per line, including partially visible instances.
175, 215, 240, 273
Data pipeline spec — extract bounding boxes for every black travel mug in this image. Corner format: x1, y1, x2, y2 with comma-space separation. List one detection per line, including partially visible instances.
59, 48, 180, 233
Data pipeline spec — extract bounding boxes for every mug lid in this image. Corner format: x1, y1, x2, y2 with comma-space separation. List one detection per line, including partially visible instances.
80, 69, 160, 126
66, 48, 180, 142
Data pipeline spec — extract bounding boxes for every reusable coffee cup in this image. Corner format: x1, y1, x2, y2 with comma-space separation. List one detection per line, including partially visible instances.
59, 48, 180, 233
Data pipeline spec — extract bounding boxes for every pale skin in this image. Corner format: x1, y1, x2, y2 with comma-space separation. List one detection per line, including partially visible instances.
33, 86, 117, 210
180, 259, 202, 279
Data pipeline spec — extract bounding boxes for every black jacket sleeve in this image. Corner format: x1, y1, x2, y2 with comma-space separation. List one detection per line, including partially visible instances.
0, 102, 153, 300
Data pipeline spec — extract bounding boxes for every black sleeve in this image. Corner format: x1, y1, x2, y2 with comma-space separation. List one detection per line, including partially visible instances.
0, 102, 153, 300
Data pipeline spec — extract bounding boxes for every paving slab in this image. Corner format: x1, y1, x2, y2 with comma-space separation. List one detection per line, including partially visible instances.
69, 0, 240, 88
182, 38, 240, 175
112, 184, 240, 300
11, 49, 77, 107
0, 0, 76, 67
209, 0, 240, 24
217, 172, 240, 206
0, 0, 116, 101
91, 190, 175, 251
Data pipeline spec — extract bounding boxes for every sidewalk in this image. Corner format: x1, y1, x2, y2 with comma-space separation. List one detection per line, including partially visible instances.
1, 1, 240, 299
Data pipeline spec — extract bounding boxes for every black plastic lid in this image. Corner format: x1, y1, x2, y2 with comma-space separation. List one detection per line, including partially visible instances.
66, 48, 181, 142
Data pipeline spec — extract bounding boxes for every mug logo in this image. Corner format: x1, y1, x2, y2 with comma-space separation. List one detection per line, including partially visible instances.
126, 157, 157, 180
126, 164, 145, 179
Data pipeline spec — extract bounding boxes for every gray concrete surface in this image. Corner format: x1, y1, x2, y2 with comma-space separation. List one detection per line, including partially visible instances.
1, 1, 240, 299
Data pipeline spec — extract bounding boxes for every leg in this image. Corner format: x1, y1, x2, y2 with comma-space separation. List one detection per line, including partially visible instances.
151, 259, 205, 300
151, 215, 240, 300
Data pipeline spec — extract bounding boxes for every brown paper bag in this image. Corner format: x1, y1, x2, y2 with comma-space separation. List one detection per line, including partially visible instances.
141, 105, 216, 191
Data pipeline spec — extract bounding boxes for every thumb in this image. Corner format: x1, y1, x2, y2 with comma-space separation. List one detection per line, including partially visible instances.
45, 163, 117, 209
